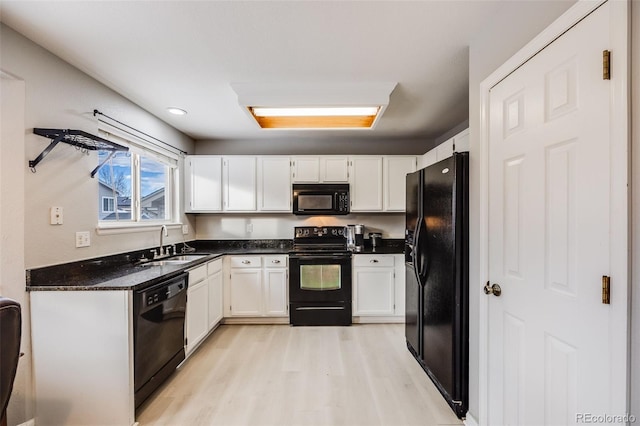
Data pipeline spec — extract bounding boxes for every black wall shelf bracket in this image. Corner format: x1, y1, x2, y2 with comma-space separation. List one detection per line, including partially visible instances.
30, 128, 129, 175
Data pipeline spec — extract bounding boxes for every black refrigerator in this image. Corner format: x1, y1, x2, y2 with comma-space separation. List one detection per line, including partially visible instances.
405, 152, 469, 418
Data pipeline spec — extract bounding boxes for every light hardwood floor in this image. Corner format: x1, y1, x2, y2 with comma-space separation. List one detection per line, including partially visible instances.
136, 324, 463, 426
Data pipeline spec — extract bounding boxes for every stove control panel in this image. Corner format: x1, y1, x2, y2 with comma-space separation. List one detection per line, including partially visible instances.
294, 226, 345, 239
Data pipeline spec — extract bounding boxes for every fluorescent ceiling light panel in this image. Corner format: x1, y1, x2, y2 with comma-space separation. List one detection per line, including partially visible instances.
231, 82, 396, 130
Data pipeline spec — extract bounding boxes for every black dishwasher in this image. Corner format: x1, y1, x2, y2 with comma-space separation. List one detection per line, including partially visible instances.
134, 272, 188, 408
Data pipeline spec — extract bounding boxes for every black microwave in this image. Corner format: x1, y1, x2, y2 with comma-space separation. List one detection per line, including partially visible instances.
292, 184, 350, 215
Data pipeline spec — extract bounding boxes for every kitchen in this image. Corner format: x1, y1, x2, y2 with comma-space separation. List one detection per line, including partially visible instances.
1, 1, 639, 426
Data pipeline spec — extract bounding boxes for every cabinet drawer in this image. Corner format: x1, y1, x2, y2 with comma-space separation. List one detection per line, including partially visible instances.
188, 264, 207, 284
229, 256, 262, 268
263, 255, 287, 268
353, 254, 394, 268
207, 258, 223, 275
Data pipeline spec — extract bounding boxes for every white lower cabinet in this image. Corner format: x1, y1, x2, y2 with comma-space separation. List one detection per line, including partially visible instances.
227, 255, 288, 318
263, 255, 288, 316
353, 254, 405, 321
208, 259, 224, 328
186, 258, 224, 356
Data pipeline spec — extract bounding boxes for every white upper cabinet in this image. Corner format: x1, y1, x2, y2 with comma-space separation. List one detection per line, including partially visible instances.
428, 127, 470, 166
419, 149, 438, 169
320, 156, 349, 182
258, 157, 291, 211
184, 155, 222, 212
291, 157, 320, 182
453, 128, 470, 152
291, 156, 349, 183
185, 154, 419, 213
435, 138, 454, 161
349, 156, 383, 212
383, 156, 417, 211
223, 156, 257, 211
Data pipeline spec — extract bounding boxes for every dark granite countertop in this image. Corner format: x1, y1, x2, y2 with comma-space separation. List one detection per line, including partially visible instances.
26, 238, 403, 291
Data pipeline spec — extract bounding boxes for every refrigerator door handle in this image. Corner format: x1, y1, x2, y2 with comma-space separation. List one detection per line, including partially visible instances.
413, 219, 421, 275
416, 217, 428, 282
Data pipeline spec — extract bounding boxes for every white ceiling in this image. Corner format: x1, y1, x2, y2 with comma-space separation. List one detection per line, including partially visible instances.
0, 1, 554, 143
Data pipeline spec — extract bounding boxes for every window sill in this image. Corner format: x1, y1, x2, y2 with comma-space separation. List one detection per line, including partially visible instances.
96, 222, 184, 236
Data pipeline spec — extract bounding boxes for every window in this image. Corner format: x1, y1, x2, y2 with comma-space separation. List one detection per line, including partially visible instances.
101, 196, 115, 214
97, 132, 178, 225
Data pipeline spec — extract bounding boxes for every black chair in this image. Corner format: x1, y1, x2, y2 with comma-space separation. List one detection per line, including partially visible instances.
0, 297, 21, 426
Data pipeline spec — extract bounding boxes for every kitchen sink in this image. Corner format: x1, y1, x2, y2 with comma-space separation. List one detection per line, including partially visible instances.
138, 254, 208, 267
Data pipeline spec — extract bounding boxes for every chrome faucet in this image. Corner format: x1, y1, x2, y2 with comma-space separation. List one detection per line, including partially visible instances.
159, 225, 168, 256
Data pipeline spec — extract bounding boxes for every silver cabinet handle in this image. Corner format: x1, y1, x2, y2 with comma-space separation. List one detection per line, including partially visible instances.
242, 260, 250, 264
272, 260, 281, 264
370, 259, 379, 263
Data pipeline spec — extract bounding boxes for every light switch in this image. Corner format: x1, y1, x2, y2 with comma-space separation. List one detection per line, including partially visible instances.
76, 231, 90, 248
50, 206, 63, 225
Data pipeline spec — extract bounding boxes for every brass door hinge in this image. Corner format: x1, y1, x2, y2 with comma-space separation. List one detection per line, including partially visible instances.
603, 50, 611, 80
602, 275, 610, 304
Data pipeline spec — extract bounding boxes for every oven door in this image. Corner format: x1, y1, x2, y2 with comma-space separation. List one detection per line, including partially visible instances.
289, 253, 352, 326
289, 253, 351, 302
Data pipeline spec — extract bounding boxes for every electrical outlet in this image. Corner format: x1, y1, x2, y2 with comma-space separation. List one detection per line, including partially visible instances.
182, 224, 189, 235
50, 206, 63, 225
75, 231, 90, 248
246, 223, 253, 233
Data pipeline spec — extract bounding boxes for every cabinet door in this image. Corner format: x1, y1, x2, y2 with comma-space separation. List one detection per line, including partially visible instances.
320, 156, 349, 182
383, 156, 417, 211
186, 279, 209, 354
349, 156, 383, 211
435, 138, 454, 161
185, 155, 222, 212
263, 268, 288, 316
353, 268, 395, 316
420, 149, 438, 169
229, 269, 262, 316
223, 157, 257, 211
208, 270, 223, 328
291, 157, 320, 182
453, 128, 470, 152
258, 157, 291, 211
393, 254, 405, 317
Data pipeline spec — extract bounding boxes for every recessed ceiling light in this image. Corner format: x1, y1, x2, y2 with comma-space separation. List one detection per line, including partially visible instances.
167, 107, 187, 116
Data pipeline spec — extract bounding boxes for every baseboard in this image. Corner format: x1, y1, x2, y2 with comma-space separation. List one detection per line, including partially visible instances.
463, 411, 479, 426
352, 316, 404, 324
17, 419, 35, 426
221, 317, 290, 325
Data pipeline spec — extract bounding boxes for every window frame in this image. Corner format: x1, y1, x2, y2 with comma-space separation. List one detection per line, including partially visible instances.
97, 130, 181, 231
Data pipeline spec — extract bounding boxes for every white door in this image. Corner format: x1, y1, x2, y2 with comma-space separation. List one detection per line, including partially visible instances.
487, 3, 626, 425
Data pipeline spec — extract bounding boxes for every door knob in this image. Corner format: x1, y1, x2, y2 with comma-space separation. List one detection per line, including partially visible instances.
484, 282, 502, 297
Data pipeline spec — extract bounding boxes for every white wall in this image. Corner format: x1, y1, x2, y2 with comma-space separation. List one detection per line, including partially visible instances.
631, 0, 639, 419
195, 137, 434, 156
196, 213, 405, 240
0, 23, 195, 424
0, 75, 31, 426
467, 1, 575, 421
0, 24, 196, 270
